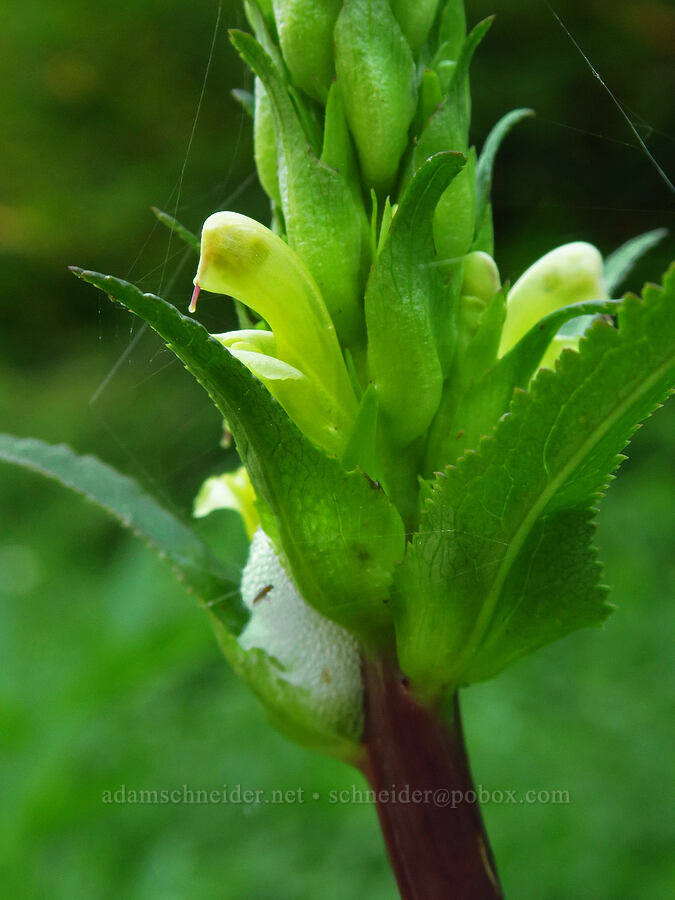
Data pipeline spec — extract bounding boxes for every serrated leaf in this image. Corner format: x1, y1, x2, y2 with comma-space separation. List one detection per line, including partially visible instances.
0, 434, 247, 633
71, 269, 405, 644
604, 227, 668, 294
396, 266, 675, 696
426, 298, 620, 472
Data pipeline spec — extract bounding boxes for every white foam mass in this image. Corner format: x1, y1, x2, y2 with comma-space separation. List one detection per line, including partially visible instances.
239, 528, 363, 737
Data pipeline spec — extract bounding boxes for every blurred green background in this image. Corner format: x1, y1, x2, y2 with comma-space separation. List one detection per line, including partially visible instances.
1, 1, 673, 897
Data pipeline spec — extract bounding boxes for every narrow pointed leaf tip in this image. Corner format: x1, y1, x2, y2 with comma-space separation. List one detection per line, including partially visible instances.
151, 207, 201, 253
0, 434, 248, 633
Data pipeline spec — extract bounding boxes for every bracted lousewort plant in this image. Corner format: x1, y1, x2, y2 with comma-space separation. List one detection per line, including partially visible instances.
2, 1, 674, 896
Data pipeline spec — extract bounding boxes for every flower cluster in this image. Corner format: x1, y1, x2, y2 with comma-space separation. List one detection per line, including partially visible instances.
187, 0, 636, 755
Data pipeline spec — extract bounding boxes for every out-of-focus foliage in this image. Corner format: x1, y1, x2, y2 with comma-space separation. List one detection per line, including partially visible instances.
1, 0, 673, 897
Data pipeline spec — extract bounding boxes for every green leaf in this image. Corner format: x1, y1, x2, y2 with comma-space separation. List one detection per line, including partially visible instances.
244, 0, 283, 64
232, 29, 368, 346
365, 151, 466, 445
418, 69, 443, 129
151, 207, 200, 253
71, 269, 405, 645
0, 434, 247, 633
438, 0, 466, 59
604, 227, 668, 294
396, 266, 675, 696
321, 81, 359, 191
458, 287, 507, 382
341, 384, 380, 481
424, 297, 619, 473
413, 16, 493, 165
496, 299, 620, 388
474, 108, 534, 251
208, 527, 363, 760
433, 146, 476, 263
253, 78, 282, 208
439, 299, 622, 467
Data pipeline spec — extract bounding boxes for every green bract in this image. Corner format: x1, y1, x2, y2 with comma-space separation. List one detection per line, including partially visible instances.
335, 0, 417, 194
27, 0, 670, 755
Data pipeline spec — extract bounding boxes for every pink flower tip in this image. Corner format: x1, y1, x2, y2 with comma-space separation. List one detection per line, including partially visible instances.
189, 283, 200, 314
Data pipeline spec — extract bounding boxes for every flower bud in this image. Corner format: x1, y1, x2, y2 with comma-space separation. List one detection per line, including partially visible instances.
461, 251, 501, 302
335, 0, 417, 194
194, 466, 259, 539
499, 242, 607, 356
390, 0, 441, 54
272, 0, 341, 103
214, 328, 276, 356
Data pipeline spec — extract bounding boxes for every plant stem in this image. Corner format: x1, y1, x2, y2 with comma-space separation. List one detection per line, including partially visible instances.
361, 658, 503, 899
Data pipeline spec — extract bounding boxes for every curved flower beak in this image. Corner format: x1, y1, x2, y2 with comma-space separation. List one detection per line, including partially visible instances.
192, 212, 358, 454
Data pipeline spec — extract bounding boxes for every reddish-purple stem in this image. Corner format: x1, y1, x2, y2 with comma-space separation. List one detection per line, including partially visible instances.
361, 658, 503, 900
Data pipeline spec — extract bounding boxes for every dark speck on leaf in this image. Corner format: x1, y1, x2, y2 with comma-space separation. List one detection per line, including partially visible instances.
253, 585, 273, 604
354, 544, 371, 562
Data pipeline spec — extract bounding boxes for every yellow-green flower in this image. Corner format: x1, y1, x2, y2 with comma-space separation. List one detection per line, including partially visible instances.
193, 212, 358, 455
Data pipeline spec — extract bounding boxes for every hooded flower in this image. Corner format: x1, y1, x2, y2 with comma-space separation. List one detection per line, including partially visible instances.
192, 212, 358, 455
